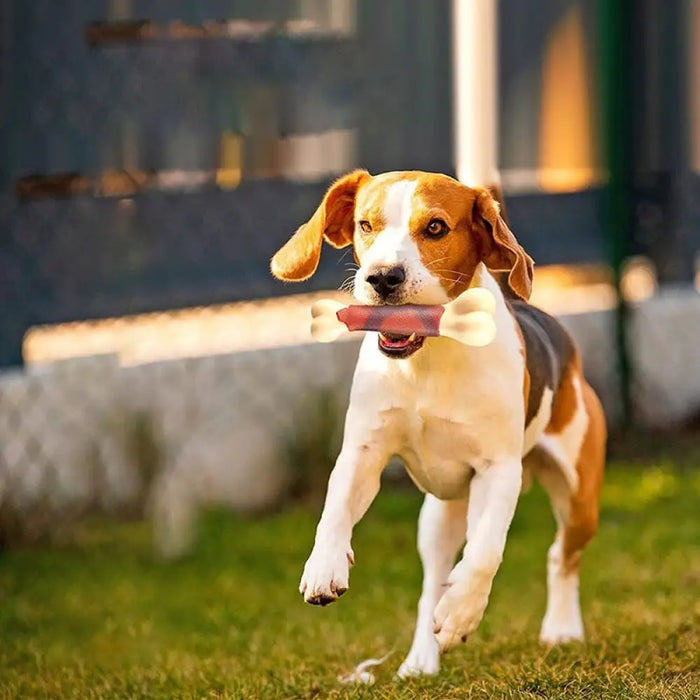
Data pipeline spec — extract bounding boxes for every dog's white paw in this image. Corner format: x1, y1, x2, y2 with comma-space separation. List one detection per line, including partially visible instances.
540, 571, 585, 645
539, 614, 584, 645
299, 545, 354, 606
432, 566, 491, 651
396, 637, 440, 679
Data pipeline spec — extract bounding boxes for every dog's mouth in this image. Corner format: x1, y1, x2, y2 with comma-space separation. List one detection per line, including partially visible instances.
378, 332, 425, 359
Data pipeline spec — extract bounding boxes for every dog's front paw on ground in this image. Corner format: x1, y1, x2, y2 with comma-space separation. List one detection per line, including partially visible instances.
396, 637, 440, 679
432, 580, 490, 651
539, 616, 585, 646
299, 546, 354, 606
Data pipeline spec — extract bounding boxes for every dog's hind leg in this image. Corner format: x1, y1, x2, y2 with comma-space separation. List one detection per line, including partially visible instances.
396, 494, 467, 678
534, 377, 606, 645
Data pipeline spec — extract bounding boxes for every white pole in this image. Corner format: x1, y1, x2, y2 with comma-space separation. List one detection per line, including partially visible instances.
452, 0, 499, 187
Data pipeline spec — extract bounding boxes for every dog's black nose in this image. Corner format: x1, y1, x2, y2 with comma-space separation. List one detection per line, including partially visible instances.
366, 265, 406, 298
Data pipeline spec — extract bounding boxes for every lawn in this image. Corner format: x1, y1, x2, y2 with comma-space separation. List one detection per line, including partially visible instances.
1, 447, 699, 699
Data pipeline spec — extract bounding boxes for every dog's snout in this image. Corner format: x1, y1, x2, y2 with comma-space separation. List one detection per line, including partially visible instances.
366, 265, 406, 298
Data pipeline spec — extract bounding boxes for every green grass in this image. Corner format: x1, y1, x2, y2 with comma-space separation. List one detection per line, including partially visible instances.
1, 454, 699, 699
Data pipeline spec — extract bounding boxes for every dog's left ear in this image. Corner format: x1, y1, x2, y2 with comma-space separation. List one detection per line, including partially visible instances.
474, 189, 534, 300
271, 169, 370, 281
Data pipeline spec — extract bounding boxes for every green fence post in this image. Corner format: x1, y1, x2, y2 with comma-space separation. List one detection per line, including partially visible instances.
598, 0, 634, 428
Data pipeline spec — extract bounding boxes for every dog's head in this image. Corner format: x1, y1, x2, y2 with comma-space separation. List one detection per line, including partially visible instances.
271, 170, 533, 357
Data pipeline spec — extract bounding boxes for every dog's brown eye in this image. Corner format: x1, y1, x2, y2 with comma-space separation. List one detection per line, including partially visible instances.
359, 220, 372, 233
426, 219, 449, 238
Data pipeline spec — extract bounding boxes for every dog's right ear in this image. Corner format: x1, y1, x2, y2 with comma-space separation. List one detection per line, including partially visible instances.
270, 169, 371, 281
473, 188, 534, 301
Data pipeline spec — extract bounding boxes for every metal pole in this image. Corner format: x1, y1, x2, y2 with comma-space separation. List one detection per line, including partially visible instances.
452, 0, 498, 188
598, 0, 634, 427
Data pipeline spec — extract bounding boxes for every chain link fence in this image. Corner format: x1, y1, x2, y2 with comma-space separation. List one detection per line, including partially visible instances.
0, 338, 362, 550
3, 282, 699, 551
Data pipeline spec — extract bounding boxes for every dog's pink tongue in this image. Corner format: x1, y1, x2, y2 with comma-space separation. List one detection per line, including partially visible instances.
380, 333, 413, 348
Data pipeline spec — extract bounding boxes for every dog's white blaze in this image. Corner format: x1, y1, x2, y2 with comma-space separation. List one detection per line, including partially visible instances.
361, 227, 418, 271
354, 179, 448, 305
384, 179, 417, 229
362, 180, 418, 268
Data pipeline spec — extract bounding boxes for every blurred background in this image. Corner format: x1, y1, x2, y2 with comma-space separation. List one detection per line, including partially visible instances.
0, 0, 699, 588
2, 2, 700, 695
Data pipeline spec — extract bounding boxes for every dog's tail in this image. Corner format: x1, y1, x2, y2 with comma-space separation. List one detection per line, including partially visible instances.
486, 182, 522, 302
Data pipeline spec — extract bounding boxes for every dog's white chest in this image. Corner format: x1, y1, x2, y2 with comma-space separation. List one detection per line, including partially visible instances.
352, 315, 526, 501
397, 410, 482, 499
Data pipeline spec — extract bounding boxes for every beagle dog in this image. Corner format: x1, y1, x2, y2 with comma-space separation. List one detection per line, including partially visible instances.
270, 170, 606, 678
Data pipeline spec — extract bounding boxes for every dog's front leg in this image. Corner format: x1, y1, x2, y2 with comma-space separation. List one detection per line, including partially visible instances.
397, 494, 468, 678
299, 436, 388, 606
433, 458, 522, 650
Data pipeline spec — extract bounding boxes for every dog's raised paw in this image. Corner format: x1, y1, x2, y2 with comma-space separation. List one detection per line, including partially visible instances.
432, 576, 490, 652
299, 546, 353, 605
306, 585, 347, 606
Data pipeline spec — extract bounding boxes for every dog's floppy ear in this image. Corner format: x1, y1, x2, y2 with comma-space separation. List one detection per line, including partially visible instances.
474, 189, 534, 300
271, 169, 371, 281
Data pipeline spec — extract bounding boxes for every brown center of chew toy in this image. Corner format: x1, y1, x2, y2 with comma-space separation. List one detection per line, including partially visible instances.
310, 287, 497, 348
336, 305, 444, 336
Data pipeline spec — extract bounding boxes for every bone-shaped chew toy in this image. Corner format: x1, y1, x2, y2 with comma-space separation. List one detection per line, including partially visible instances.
310, 287, 497, 347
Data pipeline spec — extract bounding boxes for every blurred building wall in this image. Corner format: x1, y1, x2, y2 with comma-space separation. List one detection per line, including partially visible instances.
690, 1, 700, 175
499, 0, 602, 193
0, 0, 453, 366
